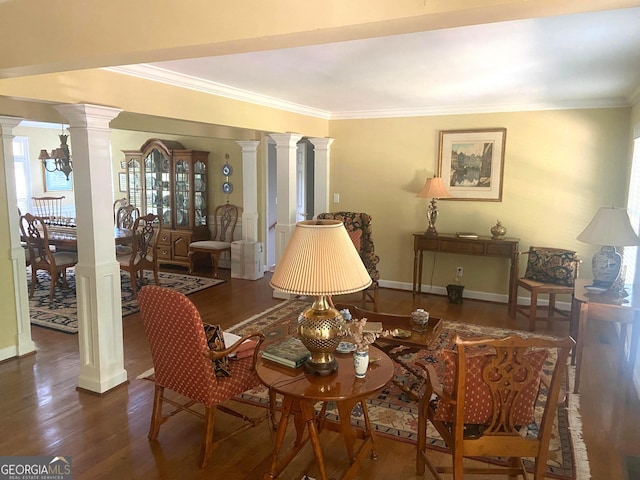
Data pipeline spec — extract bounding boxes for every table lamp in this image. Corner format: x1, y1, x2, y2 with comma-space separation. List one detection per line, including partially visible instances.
577, 206, 640, 288
270, 219, 372, 375
416, 176, 451, 236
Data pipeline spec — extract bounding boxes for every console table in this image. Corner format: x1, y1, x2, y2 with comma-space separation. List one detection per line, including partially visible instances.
412, 233, 520, 310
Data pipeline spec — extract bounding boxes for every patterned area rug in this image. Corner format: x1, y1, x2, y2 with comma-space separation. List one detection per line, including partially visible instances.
27, 267, 224, 334
231, 300, 588, 480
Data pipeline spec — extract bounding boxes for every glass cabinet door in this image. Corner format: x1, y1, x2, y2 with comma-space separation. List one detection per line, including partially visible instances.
175, 159, 190, 228
143, 148, 171, 226
194, 160, 207, 226
127, 158, 142, 210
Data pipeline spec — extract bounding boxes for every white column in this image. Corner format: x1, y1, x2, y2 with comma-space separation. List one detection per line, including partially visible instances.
0, 116, 35, 359
55, 104, 125, 394
309, 137, 334, 217
269, 133, 302, 263
236, 140, 260, 242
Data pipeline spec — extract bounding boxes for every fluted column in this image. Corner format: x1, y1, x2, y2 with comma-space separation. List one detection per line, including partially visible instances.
237, 140, 260, 242
309, 138, 334, 217
0, 116, 35, 360
55, 104, 125, 394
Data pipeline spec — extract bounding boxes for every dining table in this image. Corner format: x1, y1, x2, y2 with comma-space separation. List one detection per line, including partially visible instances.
40, 225, 136, 250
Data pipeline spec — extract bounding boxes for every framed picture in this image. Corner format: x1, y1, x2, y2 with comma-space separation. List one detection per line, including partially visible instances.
43, 160, 73, 192
118, 172, 127, 192
438, 128, 507, 201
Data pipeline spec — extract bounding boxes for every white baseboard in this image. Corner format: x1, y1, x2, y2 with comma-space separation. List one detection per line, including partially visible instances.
378, 279, 572, 310
0, 345, 18, 363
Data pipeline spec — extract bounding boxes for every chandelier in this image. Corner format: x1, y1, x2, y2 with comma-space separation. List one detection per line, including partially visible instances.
39, 131, 72, 180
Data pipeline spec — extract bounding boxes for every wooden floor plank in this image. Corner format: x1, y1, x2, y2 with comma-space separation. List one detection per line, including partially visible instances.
0, 268, 637, 479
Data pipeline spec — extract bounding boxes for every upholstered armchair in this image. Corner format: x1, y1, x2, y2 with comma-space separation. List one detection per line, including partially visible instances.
317, 211, 380, 311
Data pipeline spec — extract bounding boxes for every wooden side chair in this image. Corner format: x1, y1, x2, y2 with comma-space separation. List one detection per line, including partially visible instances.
137, 285, 266, 468
20, 212, 78, 300
115, 204, 140, 230
188, 203, 239, 277
32, 195, 65, 223
117, 213, 160, 296
113, 197, 128, 225
416, 334, 575, 480
317, 211, 381, 311
511, 246, 580, 331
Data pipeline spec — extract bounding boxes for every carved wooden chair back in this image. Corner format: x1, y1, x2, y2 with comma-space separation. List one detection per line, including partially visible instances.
113, 197, 128, 224
416, 334, 574, 479
188, 203, 239, 276
117, 213, 160, 295
211, 203, 239, 242
116, 204, 140, 229
20, 212, 78, 300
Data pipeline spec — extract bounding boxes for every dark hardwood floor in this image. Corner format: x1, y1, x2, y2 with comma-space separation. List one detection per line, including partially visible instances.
1, 268, 638, 479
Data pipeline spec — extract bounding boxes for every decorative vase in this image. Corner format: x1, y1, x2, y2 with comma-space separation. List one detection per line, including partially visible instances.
491, 220, 507, 239
353, 350, 369, 378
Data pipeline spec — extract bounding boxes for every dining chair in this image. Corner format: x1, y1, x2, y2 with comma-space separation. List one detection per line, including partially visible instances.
117, 213, 161, 295
115, 204, 140, 230
32, 196, 65, 223
20, 212, 78, 300
512, 246, 580, 331
188, 203, 239, 276
317, 211, 380, 311
415, 334, 574, 479
137, 285, 266, 468
113, 197, 129, 225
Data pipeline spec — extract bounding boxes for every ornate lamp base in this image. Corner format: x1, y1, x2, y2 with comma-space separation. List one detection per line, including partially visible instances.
297, 296, 345, 376
592, 245, 622, 288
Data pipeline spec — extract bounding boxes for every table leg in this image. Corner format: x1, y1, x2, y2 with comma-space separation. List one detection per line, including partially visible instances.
335, 398, 377, 480
508, 252, 518, 316
412, 249, 419, 297
264, 396, 314, 480
300, 400, 328, 480
573, 302, 588, 394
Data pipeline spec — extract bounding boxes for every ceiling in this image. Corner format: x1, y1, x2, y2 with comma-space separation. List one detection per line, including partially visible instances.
112, 7, 640, 120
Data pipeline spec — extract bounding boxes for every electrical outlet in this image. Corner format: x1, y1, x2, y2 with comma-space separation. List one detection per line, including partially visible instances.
456, 266, 463, 277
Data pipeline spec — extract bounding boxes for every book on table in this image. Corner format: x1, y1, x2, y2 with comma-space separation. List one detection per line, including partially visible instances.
261, 337, 311, 368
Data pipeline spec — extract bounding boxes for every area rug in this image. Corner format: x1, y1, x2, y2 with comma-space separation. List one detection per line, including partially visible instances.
230, 300, 590, 480
27, 267, 224, 334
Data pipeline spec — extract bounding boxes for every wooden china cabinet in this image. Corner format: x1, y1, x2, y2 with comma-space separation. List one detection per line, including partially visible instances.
122, 138, 209, 268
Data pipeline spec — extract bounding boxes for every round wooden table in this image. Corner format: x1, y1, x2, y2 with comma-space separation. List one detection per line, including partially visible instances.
257, 345, 394, 480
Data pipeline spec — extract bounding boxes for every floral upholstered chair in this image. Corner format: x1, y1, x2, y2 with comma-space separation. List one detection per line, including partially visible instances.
317, 211, 380, 311
512, 246, 580, 331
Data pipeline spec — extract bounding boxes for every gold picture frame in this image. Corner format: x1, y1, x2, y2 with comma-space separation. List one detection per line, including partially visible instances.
438, 128, 507, 201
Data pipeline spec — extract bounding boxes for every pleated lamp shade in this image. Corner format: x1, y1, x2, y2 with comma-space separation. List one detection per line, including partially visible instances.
270, 219, 372, 296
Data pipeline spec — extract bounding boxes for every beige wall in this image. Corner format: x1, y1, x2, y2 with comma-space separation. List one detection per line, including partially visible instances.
329, 107, 631, 297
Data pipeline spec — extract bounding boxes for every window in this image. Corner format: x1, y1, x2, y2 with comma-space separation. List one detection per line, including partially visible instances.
624, 134, 640, 286
13, 136, 31, 215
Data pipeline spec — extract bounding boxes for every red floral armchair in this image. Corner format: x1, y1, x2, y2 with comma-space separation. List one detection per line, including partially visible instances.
317, 211, 380, 311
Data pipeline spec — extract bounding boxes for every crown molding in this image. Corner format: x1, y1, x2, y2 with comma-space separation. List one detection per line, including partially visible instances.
106, 65, 331, 120
105, 65, 632, 121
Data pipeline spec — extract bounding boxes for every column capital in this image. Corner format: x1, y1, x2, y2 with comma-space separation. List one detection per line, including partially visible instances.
54, 104, 122, 128
269, 132, 303, 147
309, 137, 334, 150
236, 140, 260, 153
0, 116, 23, 134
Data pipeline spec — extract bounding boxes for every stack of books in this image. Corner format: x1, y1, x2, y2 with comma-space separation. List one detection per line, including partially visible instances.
261, 337, 311, 368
